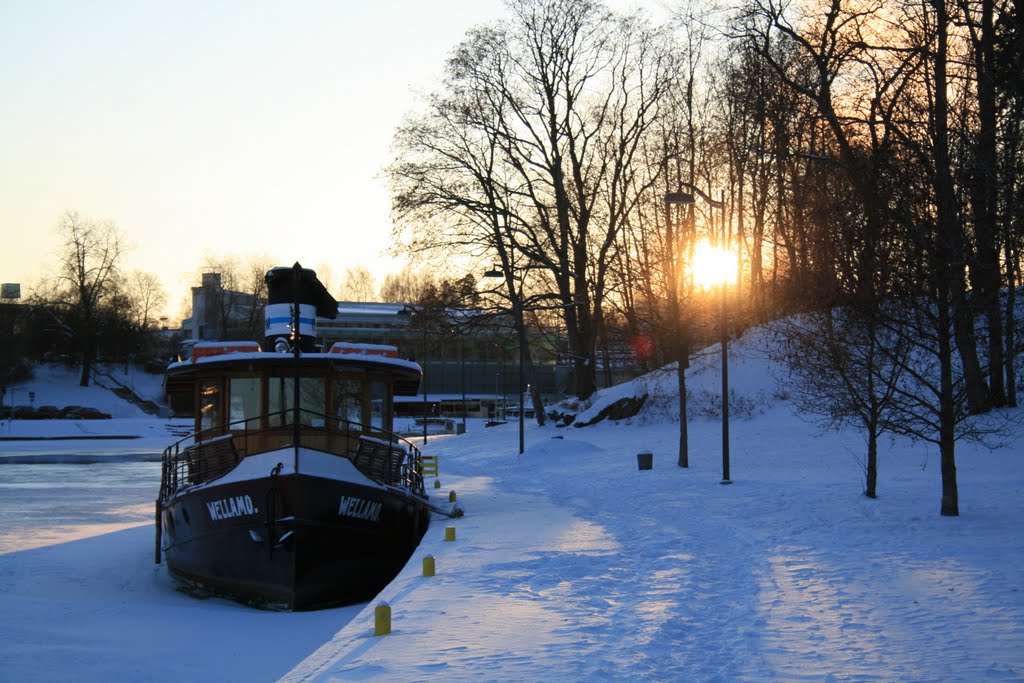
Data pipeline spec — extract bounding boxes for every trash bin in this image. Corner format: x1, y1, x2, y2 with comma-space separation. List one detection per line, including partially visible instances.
637, 451, 653, 470
456, 423, 466, 435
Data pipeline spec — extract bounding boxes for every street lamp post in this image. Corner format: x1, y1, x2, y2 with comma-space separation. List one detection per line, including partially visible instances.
484, 264, 526, 455
460, 329, 467, 433
719, 274, 731, 484
675, 184, 733, 484
421, 320, 428, 445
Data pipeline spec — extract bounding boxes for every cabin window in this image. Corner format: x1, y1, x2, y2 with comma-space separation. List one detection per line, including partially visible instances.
333, 379, 363, 429
199, 380, 222, 433
268, 377, 327, 427
369, 380, 388, 431
228, 377, 261, 430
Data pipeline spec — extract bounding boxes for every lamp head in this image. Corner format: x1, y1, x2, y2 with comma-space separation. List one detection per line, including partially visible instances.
663, 191, 695, 206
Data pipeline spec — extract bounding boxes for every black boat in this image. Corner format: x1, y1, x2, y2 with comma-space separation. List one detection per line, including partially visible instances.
155, 263, 432, 610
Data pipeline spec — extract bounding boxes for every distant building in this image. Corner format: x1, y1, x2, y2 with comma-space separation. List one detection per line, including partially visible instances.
184, 273, 264, 342
1, 283, 21, 301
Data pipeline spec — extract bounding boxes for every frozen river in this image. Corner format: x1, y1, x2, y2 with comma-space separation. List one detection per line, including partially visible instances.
0, 460, 161, 554
0, 456, 366, 682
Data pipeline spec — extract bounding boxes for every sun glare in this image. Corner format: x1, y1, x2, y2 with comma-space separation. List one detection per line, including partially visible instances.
692, 239, 737, 288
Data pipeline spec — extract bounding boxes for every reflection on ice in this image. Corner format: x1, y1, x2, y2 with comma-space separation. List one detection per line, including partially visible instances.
0, 462, 160, 554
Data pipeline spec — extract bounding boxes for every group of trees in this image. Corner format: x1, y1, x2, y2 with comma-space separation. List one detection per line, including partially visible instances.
733, 0, 1022, 515
12, 211, 171, 387
8, 221, 475, 393
388, 0, 1023, 515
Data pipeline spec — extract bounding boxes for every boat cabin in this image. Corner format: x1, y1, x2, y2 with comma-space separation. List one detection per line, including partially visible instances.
168, 343, 420, 468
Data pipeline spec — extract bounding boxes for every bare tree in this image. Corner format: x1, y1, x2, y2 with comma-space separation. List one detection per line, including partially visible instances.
123, 270, 167, 333
338, 266, 378, 302
313, 262, 337, 300
379, 268, 435, 303
771, 308, 908, 498
390, 0, 681, 399
53, 210, 125, 386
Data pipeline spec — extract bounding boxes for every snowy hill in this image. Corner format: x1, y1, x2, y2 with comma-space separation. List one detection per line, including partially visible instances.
1, 363, 182, 453
4, 363, 146, 417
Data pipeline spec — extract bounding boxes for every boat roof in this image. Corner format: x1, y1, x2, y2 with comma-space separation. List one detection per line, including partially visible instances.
166, 350, 422, 395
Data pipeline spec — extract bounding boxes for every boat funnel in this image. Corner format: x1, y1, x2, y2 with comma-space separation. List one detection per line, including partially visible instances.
264, 263, 338, 352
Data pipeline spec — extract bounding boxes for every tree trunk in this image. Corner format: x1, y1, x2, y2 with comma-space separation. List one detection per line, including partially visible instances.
570, 276, 597, 400
866, 417, 878, 499
677, 360, 689, 468
938, 297, 960, 516
967, 0, 1006, 406
1006, 237, 1019, 407
79, 306, 95, 387
934, 0, 961, 516
933, 0, 990, 414
79, 350, 92, 387
1007, 237, 1015, 405
1002, 84, 1021, 408
665, 198, 689, 468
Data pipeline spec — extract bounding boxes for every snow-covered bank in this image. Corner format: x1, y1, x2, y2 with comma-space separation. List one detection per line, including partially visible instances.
282, 405, 1024, 682
1, 337, 1022, 681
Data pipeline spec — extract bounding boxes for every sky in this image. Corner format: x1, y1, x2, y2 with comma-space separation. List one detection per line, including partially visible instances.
0, 0, 519, 318
1, 330, 1022, 680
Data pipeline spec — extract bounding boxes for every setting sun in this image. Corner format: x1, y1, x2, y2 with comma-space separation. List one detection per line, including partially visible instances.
691, 239, 737, 288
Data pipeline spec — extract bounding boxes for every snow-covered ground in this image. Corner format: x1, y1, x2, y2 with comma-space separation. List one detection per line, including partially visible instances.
1, 340, 1022, 682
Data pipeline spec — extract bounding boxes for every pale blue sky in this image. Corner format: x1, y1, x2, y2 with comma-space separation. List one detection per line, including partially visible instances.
0, 0, 661, 318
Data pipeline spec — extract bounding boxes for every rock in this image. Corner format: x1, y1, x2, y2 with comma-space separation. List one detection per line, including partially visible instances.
546, 409, 576, 428
574, 394, 647, 427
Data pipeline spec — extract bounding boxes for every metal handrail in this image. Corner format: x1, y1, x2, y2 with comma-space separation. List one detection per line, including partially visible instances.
159, 409, 425, 500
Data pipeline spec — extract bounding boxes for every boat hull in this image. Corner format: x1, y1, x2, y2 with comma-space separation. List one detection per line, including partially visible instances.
161, 471, 431, 610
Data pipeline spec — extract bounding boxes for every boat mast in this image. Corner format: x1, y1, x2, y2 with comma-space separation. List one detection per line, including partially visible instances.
265, 261, 338, 470
292, 262, 302, 469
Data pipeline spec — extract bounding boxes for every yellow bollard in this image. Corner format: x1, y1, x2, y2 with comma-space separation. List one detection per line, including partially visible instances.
448, 490, 457, 502
374, 601, 391, 636
444, 526, 456, 542
422, 554, 435, 577
434, 479, 441, 489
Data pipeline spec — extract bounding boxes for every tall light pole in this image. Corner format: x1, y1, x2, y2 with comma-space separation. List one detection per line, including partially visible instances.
678, 184, 732, 484
484, 263, 526, 455
693, 236, 735, 485
422, 319, 428, 445
719, 269, 731, 484
460, 327, 466, 433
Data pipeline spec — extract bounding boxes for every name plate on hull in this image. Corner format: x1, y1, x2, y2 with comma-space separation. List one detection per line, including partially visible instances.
206, 495, 258, 521
338, 496, 382, 522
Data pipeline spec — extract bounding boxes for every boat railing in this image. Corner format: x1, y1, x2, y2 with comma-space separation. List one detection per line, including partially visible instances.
159, 410, 426, 501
